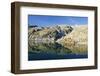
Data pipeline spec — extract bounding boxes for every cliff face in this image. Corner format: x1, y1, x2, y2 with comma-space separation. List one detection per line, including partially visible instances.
56, 25, 88, 45
28, 25, 88, 50
28, 25, 73, 46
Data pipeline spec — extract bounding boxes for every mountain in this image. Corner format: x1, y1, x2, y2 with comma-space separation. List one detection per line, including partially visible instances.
28, 25, 73, 46
28, 25, 88, 49
57, 25, 88, 45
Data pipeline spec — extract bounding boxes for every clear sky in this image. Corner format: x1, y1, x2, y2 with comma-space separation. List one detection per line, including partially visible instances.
28, 15, 88, 27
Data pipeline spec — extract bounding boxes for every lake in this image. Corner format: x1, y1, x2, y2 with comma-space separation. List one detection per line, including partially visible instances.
28, 42, 88, 61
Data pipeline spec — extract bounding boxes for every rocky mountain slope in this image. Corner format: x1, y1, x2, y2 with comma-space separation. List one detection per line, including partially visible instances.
57, 25, 88, 45
28, 25, 88, 49
28, 25, 73, 46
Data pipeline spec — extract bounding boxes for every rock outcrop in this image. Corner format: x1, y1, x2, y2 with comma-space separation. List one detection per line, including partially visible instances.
28, 25, 88, 50
28, 25, 73, 46
56, 25, 88, 44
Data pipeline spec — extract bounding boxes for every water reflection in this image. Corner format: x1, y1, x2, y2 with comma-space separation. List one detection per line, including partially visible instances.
29, 42, 72, 54
28, 42, 88, 60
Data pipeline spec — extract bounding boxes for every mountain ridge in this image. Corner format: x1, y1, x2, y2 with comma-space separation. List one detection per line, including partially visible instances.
28, 25, 88, 48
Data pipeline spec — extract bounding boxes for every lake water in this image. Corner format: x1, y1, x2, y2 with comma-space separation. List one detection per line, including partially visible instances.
28, 42, 88, 61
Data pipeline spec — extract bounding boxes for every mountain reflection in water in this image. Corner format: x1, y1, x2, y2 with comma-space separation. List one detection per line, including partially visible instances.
28, 42, 88, 60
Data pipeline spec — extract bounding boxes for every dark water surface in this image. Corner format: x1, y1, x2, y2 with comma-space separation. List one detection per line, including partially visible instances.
28, 42, 88, 61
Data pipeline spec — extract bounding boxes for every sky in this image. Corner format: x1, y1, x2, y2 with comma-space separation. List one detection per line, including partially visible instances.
28, 15, 88, 27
